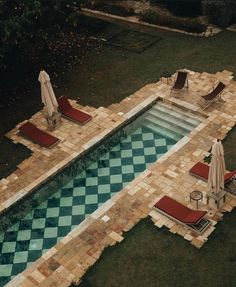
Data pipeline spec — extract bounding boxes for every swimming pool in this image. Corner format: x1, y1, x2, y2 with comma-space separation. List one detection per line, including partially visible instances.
0, 101, 202, 286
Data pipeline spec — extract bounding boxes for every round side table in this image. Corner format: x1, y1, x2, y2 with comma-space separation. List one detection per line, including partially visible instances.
161, 71, 172, 84
190, 190, 203, 209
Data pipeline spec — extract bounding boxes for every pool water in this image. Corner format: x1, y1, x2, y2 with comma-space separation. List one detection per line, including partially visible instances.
0, 102, 202, 286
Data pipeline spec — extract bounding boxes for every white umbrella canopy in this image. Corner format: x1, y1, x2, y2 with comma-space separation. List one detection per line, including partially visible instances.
208, 139, 225, 194
38, 70, 58, 117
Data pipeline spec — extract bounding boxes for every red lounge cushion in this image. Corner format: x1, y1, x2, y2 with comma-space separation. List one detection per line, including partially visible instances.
58, 95, 92, 124
19, 122, 59, 148
224, 170, 236, 183
63, 108, 92, 124
184, 211, 206, 224
154, 195, 206, 224
19, 121, 36, 135
58, 95, 72, 113
189, 162, 209, 180
190, 162, 236, 183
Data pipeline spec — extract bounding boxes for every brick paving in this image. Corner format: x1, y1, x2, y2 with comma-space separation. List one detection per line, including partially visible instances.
2, 69, 236, 286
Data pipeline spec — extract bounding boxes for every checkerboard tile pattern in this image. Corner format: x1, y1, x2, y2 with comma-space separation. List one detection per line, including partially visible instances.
0, 126, 176, 286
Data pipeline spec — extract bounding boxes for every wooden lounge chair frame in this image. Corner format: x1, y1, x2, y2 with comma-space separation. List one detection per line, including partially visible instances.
155, 205, 211, 234
19, 121, 60, 148
198, 81, 226, 109
154, 196, 211, 235
170, 70, 189, 96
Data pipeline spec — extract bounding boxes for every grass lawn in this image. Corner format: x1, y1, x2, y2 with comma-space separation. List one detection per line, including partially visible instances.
59, 18, 236, 108
1, 16, 236, 178
79, 214, 236, 287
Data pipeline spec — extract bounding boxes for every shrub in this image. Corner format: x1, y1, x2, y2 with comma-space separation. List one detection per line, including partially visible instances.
0, 0, 86, 69
89, 2, 134, 17
150, 0, 203, 17
203, 0, 236, 28
140, 10, 206, 33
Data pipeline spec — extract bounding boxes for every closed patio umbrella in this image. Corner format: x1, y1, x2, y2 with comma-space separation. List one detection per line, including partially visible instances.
38, 70, 58, 117
208, 139, 225, 193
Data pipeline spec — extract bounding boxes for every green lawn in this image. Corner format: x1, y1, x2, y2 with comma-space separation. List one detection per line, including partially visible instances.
58, 19, 236, 109
1, 16, 236, 178
79, 214, 236, 287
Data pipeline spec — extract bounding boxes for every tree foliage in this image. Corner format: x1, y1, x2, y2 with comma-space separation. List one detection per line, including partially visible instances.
0, 0, 88, 69
203, 0, 236, 28
150, 0, 202, 17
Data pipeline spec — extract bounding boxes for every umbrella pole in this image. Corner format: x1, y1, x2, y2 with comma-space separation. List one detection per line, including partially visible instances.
46, 111, 61, 131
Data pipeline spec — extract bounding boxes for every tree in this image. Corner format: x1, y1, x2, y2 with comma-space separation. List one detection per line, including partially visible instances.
0, 0, 87, 69
202, 0, 236, 27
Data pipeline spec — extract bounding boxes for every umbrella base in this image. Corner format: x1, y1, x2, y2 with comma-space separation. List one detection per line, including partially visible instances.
46, 112, 61, 131
206, 190, 227, 210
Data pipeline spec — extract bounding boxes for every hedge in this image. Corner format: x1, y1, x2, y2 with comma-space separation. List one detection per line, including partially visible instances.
140, 10, 207, 34
88, 2, 134, 17
150, 0, 203, 17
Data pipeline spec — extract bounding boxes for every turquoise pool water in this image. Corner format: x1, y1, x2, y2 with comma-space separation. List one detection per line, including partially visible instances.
0, 104, 192, 286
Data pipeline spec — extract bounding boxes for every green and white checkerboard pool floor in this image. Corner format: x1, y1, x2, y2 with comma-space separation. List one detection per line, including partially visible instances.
0, 124, 177, 286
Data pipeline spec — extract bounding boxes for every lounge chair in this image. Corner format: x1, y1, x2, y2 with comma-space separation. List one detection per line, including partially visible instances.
154, 195, 211, 234
19, 122, 60, 148
189, 162, 236, 184
198, 81, 226, 109
58, 96, 92, 125
170, 71, 188, 95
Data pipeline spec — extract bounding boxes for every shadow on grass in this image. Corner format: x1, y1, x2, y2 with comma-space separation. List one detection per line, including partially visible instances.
0, 138, 31, 179
79, 212, 236, 287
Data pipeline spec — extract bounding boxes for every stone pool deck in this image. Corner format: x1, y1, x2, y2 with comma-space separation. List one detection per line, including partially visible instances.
3, 70, 236, 286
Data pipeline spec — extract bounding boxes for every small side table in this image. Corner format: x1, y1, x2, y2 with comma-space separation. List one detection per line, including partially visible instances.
161, 71, 172, 84
190, 190, 203, 209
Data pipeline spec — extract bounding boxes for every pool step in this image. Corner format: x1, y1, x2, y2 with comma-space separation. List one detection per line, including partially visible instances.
147, 110, 192, 134
143, 119, 182, 141
144, 114, 187, 137
153, 101, 203, 126
142, 101, 203, 141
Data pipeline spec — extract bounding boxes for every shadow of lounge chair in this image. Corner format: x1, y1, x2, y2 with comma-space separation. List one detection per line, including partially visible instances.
170, 71, 188, 96
19, 121, 60, 148
198, 81, 226, 109
58, 96, 92, 125
154, 195, 211, 234
189, 161, 236, 184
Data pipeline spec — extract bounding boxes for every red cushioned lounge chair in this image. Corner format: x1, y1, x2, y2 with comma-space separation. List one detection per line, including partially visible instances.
170, 71, 188, 96
198, 81, 226, 109
189, 162, 236, 184
154, 195, 211, 234
19, 122, 60, 148
58, 96, 92, 125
